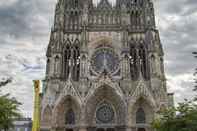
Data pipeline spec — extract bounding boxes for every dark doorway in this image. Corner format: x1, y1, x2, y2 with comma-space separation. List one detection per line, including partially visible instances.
106, 128, 115, 131
137, 128, 145, 131
66, 129, 74, 131
97, 128, 105, 131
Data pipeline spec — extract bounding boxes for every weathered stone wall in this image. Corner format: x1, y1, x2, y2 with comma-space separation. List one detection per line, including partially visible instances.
40, 0, 173, 131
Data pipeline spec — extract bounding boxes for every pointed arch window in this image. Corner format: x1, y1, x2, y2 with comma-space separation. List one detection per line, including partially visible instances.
130, 0, 137, 5
130, 12, 134, 25
136, 108, 146, 124
150, 55, 156, 74
139, 44, 149, 79
55, 56, 60, 74
46, 58, 50, 75
130, 0, 143, 6
160, 57, 164, 74
67, 11, 80, 30
138, 0, 143, 6
68, 0, 78, 8
129, 45, 138, 80
72, 44, 80, 81
65, 109, 75, 125
74, 0, 79, 8
64, 45, 71, 80
42, 106, 52, 126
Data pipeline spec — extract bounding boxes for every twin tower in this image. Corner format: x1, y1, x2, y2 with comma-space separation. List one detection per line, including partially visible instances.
40, 0, 174, 131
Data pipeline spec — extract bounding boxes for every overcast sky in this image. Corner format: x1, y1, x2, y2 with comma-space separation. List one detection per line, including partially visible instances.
0, 0, 197, 118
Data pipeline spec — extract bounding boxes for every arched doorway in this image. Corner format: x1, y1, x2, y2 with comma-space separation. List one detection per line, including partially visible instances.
54, 96, 81, 131
130, 97, 154, 131
66, 129, 74, 131
85, 86, 126, 131
137, 128, 146, 131
97, 128, 105, 131
106, 128, 115, 131
41, 106, 52, 127
96, 128, 115, 131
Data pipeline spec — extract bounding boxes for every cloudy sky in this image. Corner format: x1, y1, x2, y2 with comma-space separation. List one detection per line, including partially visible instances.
0, 0, 197, 117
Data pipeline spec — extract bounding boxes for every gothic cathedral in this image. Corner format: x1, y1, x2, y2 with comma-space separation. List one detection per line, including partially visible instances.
40, 0, 174, 131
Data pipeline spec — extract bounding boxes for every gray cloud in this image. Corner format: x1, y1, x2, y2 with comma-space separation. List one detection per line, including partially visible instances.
154, 0, 197, 103
0, 0, 196, 117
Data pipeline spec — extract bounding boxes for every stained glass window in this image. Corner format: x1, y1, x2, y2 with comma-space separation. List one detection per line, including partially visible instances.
65, 109, 75, 125
64, 45, 71, 80
139, 44, 150, 80
96, 104, 114, 123
129, 45, 138, 80
72, 45, 80, 81
136, 108, 146, 124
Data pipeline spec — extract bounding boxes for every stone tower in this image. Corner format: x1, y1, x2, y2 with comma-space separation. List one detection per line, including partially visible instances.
40, 0, 173, 131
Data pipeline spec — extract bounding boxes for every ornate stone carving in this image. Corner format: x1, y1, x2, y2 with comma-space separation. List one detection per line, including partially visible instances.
41, 0, 173, 131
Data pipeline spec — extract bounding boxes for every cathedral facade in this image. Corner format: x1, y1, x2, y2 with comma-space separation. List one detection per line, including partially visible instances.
40, 0, 174, 131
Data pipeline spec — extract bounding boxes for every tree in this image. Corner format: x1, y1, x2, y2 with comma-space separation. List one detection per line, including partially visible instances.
152, 100, 197, 131
152, 52, 197, 131
0, 78, 21, 131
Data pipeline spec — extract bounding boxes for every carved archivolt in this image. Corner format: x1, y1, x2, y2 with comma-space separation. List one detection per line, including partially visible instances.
53, 93, 81, 127
85, 85, 127, 125
130, 80, 156, 109
41, 105, 52, 127
85, 75, 124, 104
54, 81, 82, 109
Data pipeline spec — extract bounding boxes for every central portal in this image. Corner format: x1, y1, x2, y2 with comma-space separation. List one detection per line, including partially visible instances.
85, 86, 126, 131
96, 128, 115, 131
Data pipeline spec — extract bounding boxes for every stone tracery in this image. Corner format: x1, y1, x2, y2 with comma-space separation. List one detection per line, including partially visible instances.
41, 0, 172, 131
85, 85, 126, 126
96, 103, 115, 124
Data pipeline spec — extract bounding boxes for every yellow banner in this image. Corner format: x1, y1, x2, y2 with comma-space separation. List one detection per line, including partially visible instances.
32, 80, 40, 131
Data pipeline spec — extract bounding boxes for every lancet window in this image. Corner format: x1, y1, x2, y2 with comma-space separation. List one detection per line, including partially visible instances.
54, 56, 60, 74
42, 106, 52, 126
73, 0, 79, 8
136, 108, 146, 124
64, 45, 71, 80
65, 109, 75, 125
46, 59, 50, 75
139, 44, 148, 79
129, 45, 138, 80
129, 0, 143, 6
130, 11, 142, 27
72, 44, 80, 81
67, 12, 80, 30
66, 0, 79, 9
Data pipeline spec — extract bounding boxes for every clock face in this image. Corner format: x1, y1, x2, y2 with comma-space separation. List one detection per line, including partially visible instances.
91, 48, 119, 74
